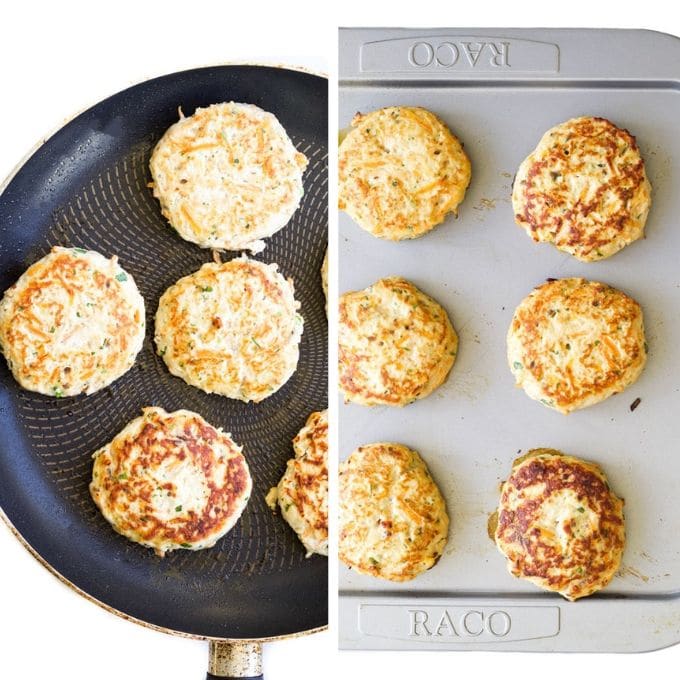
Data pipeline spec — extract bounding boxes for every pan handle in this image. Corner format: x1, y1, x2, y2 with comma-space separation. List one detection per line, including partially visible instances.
206, 640, 263, 680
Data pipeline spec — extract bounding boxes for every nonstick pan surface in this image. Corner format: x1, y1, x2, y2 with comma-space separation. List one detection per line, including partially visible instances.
0, 65, 328, 640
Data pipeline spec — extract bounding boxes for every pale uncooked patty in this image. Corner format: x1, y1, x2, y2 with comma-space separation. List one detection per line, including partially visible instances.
339, 442, 449, 582
150, 102, 308, 253
339, 106, 471, 240
339, 276, 457, 406
154, 257, 303, 403
0, 246, 145, 397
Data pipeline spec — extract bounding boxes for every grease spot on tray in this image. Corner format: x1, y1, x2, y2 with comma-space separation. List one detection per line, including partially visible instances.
470, 195, 511, 221
472, 197, 499, 211
617, 564, 650, 582
639, 550, 658, 564
438, 370, 490, 402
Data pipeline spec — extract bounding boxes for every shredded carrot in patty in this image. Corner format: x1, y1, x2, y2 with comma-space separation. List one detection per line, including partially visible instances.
602, 336, 622, 357
263, 156, 276, 178
181, 205, 202, 234
181, 143, 220, 154
402, 108, 434, 135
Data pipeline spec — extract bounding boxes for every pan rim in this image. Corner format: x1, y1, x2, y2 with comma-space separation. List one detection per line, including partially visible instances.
0, 61, 327, 200
0, 61, 329, 642
0, 507, 327, 641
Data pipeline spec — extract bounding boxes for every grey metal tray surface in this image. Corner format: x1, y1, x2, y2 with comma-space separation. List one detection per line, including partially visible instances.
338, 28, 680, 652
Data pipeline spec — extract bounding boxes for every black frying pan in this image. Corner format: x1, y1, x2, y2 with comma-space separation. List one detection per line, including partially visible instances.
0, 65, 328, 678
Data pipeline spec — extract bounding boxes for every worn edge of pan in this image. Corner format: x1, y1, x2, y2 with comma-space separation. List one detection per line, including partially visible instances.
0, 62, 329, 642
0, 60, 327, 191
0, 506, 325, 642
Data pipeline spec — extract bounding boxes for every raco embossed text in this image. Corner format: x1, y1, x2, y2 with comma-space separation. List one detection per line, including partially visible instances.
358, 35, 559, 74
409, 608, 511, 638
408, 40, 510, 68
357, 603, 560, 643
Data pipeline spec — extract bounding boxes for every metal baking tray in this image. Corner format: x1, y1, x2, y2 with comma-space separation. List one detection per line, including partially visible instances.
338, 27, 680, 652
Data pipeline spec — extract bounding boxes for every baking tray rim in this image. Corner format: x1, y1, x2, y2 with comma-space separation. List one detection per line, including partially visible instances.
337, 26, 680, 652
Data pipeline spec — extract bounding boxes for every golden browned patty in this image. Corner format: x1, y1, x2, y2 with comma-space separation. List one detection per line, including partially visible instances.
267, 409, 328, 556
339, 277, 457, 406
90, 407, 251, 557
339, 442, 449, 582
150, 102, 308, 253
507, 277, 646, 414
512, 116, 651, 262
0, 246, 145, 397
338, 106, 471, 240
494, 449, 625, 600
154, 257, 303, 403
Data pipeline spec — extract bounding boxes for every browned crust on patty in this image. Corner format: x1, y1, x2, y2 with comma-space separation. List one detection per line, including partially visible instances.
90, 407, 251, 556
273, 409, 328, 556
495, 449, 625, 600
507, 277, 646, 413
0, 247, 144, 396
289, 410, 328, 529
339, 277, 457, 406
512, 117, 651, 261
